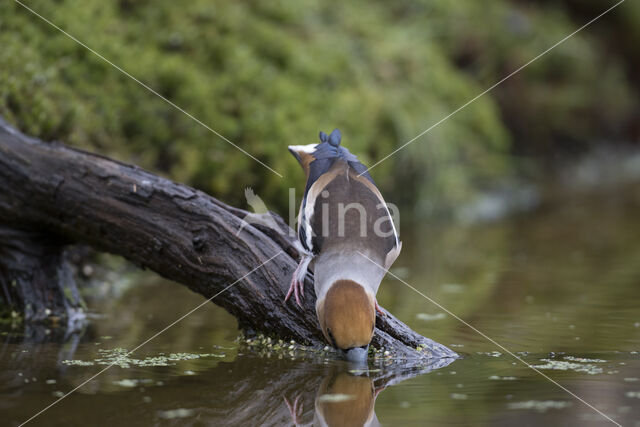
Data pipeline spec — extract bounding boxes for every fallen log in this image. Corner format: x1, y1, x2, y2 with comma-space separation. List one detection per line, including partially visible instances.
0, 118, 457, 360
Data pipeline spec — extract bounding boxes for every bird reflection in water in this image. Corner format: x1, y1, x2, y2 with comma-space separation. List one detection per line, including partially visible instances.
285, 366, 384, 426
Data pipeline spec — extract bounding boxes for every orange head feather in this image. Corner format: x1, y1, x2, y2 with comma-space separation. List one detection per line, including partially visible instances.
317, 370, 375, 425
317, 279, 375, 350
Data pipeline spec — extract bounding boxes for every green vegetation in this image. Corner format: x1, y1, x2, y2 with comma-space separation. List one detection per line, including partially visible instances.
62, 347, 225, 368
1, 0, 638, 215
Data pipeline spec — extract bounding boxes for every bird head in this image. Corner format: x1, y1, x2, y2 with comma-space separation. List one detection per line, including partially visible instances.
287, 144, 317, 178
316, 279, 375, 362
316, 370, 376, 426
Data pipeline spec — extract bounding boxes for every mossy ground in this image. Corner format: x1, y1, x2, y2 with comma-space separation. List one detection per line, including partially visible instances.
237, 332, 431, 363
2, 1, 637, 216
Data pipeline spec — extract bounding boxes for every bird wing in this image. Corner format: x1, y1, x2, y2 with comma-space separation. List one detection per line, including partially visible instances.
288, 130, 400, 265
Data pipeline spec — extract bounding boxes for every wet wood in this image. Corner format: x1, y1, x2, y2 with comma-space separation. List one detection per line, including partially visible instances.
0, 118, 457, 360
0, 226, 84, 325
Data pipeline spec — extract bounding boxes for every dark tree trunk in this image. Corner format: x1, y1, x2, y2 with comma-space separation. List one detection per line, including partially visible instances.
0, 118, 457, 360
0, 226, 84, 326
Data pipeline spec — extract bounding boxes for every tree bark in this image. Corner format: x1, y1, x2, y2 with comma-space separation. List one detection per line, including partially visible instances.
0, 118, 457, 360
0, 226, 85, 326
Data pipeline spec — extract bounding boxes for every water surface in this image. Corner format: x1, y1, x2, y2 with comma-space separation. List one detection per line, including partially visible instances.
2, 187, 640, 426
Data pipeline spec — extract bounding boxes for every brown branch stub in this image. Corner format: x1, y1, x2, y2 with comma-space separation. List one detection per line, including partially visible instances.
0, 117, 457, 360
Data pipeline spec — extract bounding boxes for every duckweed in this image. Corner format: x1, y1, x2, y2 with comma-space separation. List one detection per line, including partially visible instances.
532, 359, 603, 375
563, 356, 606, 363
508, 400, 572, 412
62, 348, 224, 369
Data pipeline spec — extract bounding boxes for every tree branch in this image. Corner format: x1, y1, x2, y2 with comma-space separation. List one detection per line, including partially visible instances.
0, 118, 456, 360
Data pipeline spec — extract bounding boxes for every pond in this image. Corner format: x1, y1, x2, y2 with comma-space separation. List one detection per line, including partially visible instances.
2, 186, 640, 426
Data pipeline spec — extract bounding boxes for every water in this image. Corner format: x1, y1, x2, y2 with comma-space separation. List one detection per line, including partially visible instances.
2, 187, 640, 426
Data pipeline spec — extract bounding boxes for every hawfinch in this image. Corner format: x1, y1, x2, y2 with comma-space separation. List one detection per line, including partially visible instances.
286, 129, 401, 362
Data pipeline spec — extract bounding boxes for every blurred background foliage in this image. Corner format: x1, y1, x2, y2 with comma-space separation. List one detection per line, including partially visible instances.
0, 0, 638, 218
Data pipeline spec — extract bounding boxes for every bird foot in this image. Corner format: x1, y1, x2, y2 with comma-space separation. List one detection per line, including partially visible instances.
284, 253, 312, 307
284, 274, 304, 307
284, 395, 304, 426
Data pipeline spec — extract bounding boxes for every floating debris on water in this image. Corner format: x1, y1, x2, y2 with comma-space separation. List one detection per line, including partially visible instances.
113, 379, 152, 388
489, 375, 517, 381
563, 356, 606, 363
157, 408, 194, 419
416, 313, 446, 321
318, 394, 355, 403
477, 351, 502, 358
62, 360, 96, 366
508, 400, 572, 412
62, 348, 224, 369
442, 283, 465, 293
532, 359, 603, 375
116, 379, 137, 388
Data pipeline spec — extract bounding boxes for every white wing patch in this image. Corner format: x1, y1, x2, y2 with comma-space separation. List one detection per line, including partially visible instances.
384, 241, 402, 270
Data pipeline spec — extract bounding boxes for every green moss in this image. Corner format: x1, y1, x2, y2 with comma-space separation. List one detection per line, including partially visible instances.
237, 332, 417, 362
1, 1, 636, 215
0, 308, 23, 326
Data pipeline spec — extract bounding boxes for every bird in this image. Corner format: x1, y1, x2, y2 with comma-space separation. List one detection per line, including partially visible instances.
285, 367, 384, 426
286, 128, 401, 362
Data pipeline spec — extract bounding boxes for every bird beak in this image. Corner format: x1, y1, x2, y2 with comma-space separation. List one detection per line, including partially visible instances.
287, 146, 302, 163
344, 346, 369, 363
